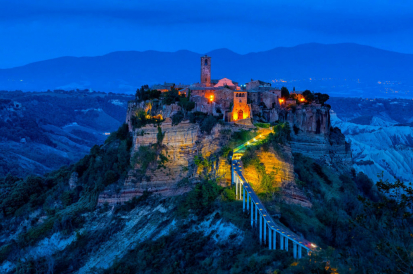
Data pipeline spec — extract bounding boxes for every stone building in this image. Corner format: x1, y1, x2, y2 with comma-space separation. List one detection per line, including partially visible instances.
201, 55, 211, 87
231, 91, 251, 121
246, 79, 272, 90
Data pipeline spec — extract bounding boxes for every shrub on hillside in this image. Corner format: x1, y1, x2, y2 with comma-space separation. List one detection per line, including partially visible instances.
172, 111, 184, 126
200, 116, 218, 134
131, 145, 157, 171
178, 179, 223, 216
271, 122, 291, 144
254, 122, 270, 128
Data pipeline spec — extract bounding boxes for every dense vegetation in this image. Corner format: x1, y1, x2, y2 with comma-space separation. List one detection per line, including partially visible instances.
0, 124, 133, 264
237, 122, 413, 273
284, 154, 413, 273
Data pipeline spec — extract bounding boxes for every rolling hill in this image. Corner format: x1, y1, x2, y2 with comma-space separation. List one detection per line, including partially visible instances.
1, 43, 412, 97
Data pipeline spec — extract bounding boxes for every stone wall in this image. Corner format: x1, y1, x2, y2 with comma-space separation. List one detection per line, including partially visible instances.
260, 91, 280, 109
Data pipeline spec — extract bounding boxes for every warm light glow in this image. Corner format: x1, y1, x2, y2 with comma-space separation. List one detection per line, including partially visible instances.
209, 95, 214, 102
279, 98, 284, 104
153, 114, 163, 120
300, 98, 305, 102
311, 243, 317, 247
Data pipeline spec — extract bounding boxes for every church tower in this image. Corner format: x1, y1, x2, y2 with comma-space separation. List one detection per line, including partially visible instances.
201, 55, 211, 87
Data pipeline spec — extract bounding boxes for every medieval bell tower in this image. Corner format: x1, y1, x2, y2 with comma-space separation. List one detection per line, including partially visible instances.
201, 55, 211, 87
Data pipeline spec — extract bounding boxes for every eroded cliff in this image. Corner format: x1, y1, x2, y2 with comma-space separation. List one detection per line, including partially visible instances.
99, 106, 237, 205
279, 104, 352, 171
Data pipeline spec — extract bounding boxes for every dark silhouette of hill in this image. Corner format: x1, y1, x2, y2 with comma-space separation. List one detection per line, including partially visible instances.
1, 43, 412, 96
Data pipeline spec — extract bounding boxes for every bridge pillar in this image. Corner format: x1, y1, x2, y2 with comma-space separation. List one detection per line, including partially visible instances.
273, 230, 276, 250
239, 181, 241, 200
250, 200, 253, 227
255, 203, 258, 226
268, 228, 272, 250
285, 237, 289, 251
231, 162, 234, 185
236, 176, 240, 200
264, 222, 266, 244
234, 176, 237, 199
293, 242, 297, 259
259, 214, 262, 245
243, 186, 245, 211
280, 235, 284, 250
247, 193, 249, 210
298, 245, 302, 259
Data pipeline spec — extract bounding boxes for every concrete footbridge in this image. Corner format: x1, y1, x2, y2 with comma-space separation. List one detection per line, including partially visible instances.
231, 132, 316, 258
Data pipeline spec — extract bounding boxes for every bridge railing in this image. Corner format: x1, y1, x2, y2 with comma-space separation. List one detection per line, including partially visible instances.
231, 133, 316, 258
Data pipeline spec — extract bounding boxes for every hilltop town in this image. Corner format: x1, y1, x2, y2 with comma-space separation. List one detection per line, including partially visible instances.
98, 55, 351, 205
132, 55, 332, 126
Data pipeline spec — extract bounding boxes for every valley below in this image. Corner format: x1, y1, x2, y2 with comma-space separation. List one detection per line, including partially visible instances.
329, 97, 413, 184
0, 90, 133, 177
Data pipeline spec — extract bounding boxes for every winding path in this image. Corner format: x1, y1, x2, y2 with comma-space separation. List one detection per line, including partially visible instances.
231, 132, 316, 258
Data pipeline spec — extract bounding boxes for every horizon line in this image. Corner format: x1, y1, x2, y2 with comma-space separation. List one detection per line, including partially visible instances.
1, 42, 411, 70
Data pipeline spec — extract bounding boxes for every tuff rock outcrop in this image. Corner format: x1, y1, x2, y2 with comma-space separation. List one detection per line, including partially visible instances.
279, 104, 352, 171
99, 112, 237, 205
243, 145, 312, 208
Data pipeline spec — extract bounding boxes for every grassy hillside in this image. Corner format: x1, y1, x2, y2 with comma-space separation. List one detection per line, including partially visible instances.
0, 123, 411, 273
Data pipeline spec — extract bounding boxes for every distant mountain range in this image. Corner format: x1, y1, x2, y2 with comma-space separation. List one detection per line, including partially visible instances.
1, 43, 413, 97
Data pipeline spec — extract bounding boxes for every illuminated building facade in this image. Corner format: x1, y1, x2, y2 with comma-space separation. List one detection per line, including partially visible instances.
232, 91, 251, 121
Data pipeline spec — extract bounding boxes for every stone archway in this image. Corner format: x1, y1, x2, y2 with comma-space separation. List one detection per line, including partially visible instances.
237, 109, 243, 120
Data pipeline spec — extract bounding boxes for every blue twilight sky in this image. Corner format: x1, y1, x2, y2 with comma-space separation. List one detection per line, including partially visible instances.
1, 0, 412, 68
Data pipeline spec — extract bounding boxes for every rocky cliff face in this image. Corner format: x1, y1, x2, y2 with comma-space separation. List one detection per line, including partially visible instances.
279, 104, 352, 171
243, 145, 312, 208
128, 120, 226, 189
99, 115, 234, 205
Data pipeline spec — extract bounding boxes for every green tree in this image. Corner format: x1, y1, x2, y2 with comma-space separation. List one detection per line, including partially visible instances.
351, 175, 413, 273
302, 90, 314, 103
200, 116, 217, 134
281, 86, 290, 99
315, 93, 330, 105
162, 86, 180, 105
172, 111, 184, 126
103, 170, 119, 186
